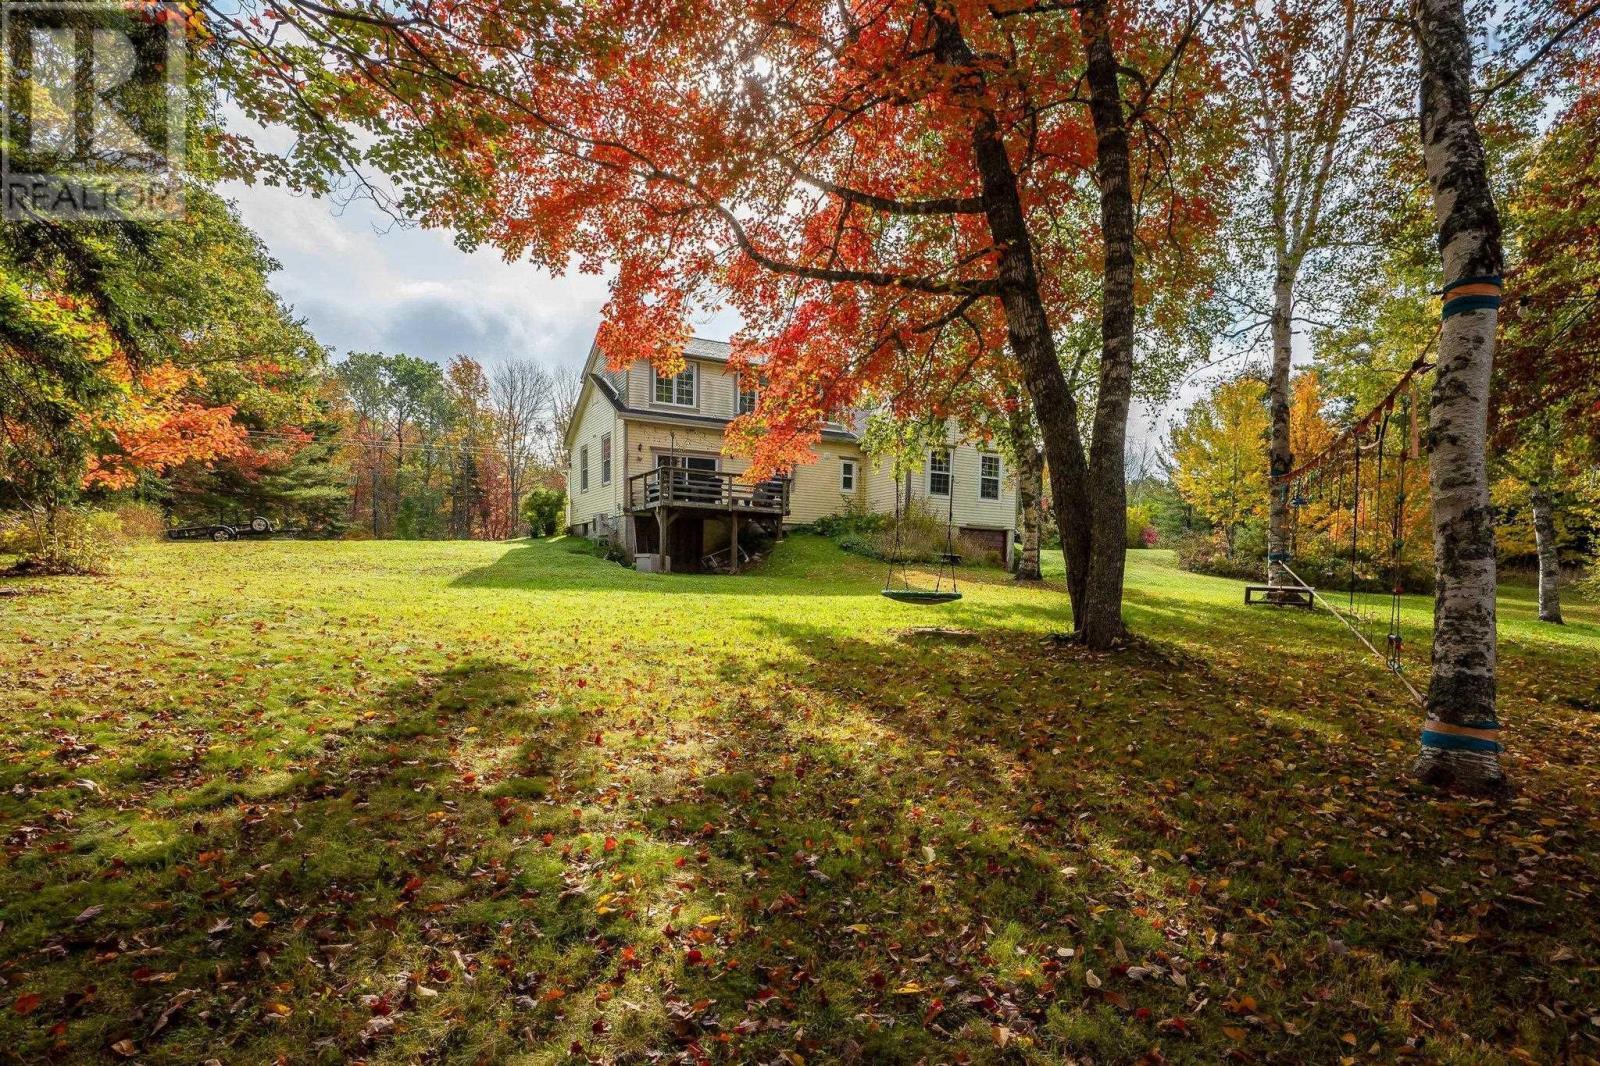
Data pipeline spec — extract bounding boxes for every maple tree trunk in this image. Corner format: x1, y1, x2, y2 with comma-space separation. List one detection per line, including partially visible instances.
1267, 268, 1294, 586
932, 12, 1091, 625
1530, 485, 1563, 624
1077, 0, 1137, 649
1413, 0, 1504, 790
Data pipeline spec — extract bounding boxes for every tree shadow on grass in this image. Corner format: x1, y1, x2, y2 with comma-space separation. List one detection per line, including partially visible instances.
448, 539, 888, 598
8, 608, 1598, 1064
1, 659, 612, 1063
717, 616, 1600, 1063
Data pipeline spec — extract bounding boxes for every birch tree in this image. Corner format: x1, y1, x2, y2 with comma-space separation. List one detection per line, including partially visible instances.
995, 391, 1045, 581
491, 359, 553, 539
1411, 0, 1505, 789
547, 368, 584, 472
1495, 103, 1600, 626
1224, 0, 1404, 586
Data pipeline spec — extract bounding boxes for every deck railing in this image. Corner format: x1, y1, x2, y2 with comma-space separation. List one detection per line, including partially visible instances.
628, 467, 790, 515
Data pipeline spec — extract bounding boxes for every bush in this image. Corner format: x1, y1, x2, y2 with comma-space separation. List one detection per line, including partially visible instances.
565, 532, 630, 565
521, 487, 566, 538
832, 498, 1005, 568
1126, 504, 1157, 549
808, 499, 887, 539
0, 506, 125, 575
1173, 528, 1436, 593
113, 501, 166, 540
1172, 531, 1260, 581
1576, 566, 1600, 602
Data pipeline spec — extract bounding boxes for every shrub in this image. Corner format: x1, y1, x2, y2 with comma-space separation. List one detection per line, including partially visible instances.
113, 501, 166, 540
1173, 529, 1436, 593
521, 487, 566, 538
831, 498, 1005, 568
0, 506, 125, 575
1172, 531, 1259, 581
565, 531, 630, 565
1576, 566, 1599, 602
809, 499, 887, 539
1126, 504, 1156, 549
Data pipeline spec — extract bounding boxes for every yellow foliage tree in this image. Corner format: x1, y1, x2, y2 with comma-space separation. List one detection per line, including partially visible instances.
1170, 376, 1270, 556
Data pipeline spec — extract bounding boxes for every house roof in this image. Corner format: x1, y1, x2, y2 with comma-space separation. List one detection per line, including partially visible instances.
590, 370, 860, 443
683, 337, 733, 361
565, 332, 864, 451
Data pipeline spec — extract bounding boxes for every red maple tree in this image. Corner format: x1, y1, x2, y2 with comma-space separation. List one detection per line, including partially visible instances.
213, 0, 1228, 643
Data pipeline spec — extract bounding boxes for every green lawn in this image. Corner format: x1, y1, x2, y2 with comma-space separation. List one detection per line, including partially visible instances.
2, 537, 1597, 1064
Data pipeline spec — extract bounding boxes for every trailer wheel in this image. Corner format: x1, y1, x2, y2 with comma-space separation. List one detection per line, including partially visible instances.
249, 516, 271, 533
211, 527, 234, 542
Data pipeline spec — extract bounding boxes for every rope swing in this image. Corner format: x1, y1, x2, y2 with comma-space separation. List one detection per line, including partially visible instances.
881, 461, 963, 605
1268, 342, 1438, 708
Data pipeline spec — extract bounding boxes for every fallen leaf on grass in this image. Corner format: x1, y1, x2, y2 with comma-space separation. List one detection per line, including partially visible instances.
148, 989, 197, 1036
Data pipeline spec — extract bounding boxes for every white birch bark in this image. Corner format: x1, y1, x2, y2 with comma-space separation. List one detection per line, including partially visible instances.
1530, 485, 1564, 624
1267, 270, 1295, 585
1413, 0, 1505, 789
1015, 445, 1044, 581
1239, 0, 1386, 588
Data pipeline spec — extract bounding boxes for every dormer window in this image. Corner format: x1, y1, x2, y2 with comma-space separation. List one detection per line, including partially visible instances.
655, 364, 696, 407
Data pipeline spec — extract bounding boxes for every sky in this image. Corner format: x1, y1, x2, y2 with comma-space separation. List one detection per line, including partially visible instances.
227, 179, 611, 377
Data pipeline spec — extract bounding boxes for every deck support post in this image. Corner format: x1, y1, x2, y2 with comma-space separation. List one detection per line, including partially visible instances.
657, 509, 671, 572
730, 511, 740, 574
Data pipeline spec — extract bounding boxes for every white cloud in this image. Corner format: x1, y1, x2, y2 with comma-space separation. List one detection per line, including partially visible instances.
224, 177, 616, 372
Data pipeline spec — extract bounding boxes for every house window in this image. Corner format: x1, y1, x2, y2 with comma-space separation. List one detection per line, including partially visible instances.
840, 459, 856, 492
579, 445, 589, 493
738, 375, 759, 415
979, 454, 1001, 500
656, 454, 718, 471
600, 433, 612, 485
928, 449, 951, 496
655, 364, 696, 406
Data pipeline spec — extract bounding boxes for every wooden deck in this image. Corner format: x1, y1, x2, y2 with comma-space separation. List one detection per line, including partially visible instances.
626, 468, 789, 574
626, 468, 789, 516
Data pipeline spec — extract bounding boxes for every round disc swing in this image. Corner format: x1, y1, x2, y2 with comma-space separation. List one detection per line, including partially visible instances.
880, 468, 963, 605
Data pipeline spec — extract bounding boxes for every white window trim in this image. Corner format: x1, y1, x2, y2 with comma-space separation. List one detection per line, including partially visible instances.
600, 433, 612, 485
840, 459, 856, 492
737, 373, 759, 415
653, 363, 698, 408
927, 449, 952, 497
579, 444, 590, 493
979, 453, 1001, 500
